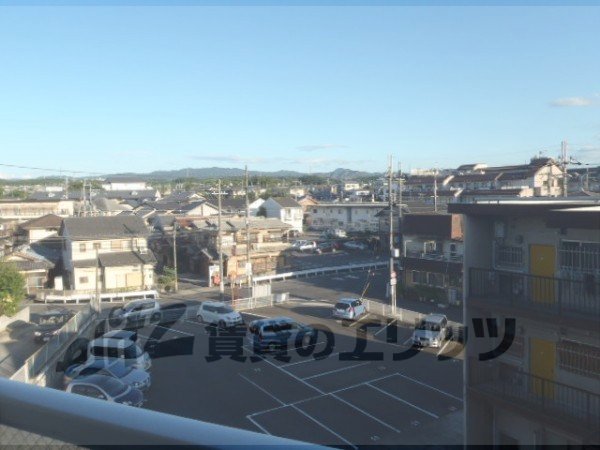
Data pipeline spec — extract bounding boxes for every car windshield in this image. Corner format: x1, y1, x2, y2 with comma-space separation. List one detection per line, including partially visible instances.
216, 306, 234, 314
416, 321, 441, 332
335, 303, 350, 310
99, 377, 129, 397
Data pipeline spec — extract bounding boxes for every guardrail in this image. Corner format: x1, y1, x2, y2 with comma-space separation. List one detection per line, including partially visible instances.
0, 377, 318, 447
39, 289, 160, 304
10, 307, 95, 385
253, 261, 388, 283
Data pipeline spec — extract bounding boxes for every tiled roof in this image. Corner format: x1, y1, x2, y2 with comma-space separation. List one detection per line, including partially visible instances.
73, 251, 156, 268
19, 214, 63, 230
62, 216, 150, 240
271, 197, 301, 208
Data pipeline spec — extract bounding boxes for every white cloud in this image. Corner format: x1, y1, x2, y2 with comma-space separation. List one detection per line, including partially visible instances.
296, 144, 348, 152
573, 145, 600, 162
550, 96, 598, 107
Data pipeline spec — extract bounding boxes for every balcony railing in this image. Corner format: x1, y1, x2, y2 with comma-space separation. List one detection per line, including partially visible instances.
0, 377, 317, 447
469, 268, 600, 319
469, 361, 600, 430
405, 250, 463, 262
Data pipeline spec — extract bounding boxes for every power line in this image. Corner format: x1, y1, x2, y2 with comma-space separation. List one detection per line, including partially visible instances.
0, 163, 103, 176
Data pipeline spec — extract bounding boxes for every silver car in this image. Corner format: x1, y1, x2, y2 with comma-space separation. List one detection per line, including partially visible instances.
64, 358, 151, 391
66, 374, 144, 407
333, 298, 367, 320
412, 314, 448, 348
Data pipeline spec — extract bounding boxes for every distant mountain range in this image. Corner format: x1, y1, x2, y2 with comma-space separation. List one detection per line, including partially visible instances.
103, 167, 379, 181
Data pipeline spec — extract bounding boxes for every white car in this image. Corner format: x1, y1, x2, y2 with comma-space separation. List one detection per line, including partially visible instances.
196, 301, 244, 328
292, 240, 317, 251
87, 337, 151, 371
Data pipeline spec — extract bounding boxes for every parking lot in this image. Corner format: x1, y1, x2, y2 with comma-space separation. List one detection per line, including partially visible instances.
129, 297, 464, 447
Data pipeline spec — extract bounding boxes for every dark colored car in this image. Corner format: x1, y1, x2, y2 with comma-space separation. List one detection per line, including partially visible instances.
314, 241, 340, 254
247, 316, 316, 353
32, 310, 73, 343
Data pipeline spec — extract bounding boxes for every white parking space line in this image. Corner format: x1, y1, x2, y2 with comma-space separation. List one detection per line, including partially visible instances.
366, 383, 439, 419
242, 345, 325, 395
246, 415, 271, 435
281, 352, 341, 368
291, 405, 358, 450
183, 319, 202, 327
373, 318, 396, 337
239, 374, 286, 406
155, 325, 194, 337
330, 373, 401, 395
330, 393, 401, 434
302, 362, 371, 381
395, 372, 463, 402
436, 340, 452, 357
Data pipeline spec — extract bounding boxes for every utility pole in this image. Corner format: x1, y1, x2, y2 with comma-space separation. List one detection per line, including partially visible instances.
388, 155, 397, 313
561, 140, 568, 197
217, 179, 225, 297
245, 165, 252, 290
94, 248, 100, 314
173, 220, 178, 293
398, 162, 403, 206
433, 168, 438, 213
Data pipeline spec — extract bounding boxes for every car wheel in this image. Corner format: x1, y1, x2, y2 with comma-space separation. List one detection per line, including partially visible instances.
151, 312, 161, 324
197, 315, 205, 323
218, 320, 227, 329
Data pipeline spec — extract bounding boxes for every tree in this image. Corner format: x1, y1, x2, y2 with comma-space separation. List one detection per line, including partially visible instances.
157, 267, 177, 292
0, 262, 26, 316
256, 206, 267, 217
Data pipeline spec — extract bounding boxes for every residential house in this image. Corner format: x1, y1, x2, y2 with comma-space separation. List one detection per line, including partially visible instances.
16, 214, 62, 244
101, 177, 149, 191
307, 202, 388, 233
60, 216, 156, 292
401, 213, 464, 304
151, 217, 292, 285
261, 197, 303, 234
4, 246, 55, 295
448, 199, 600, 446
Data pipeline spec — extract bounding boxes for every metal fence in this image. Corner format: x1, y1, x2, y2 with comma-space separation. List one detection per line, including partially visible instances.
252, 261, 388, 283
469, 268, 600, 318
10, 306, 95, 384
38, 289, 160, 304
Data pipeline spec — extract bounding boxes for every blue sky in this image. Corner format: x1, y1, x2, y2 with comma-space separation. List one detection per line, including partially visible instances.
0, 3, 599, 178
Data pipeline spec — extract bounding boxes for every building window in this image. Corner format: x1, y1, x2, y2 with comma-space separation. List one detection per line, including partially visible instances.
494, 243, 523, 269
79, 276, 89, 284
79, 243, 86, 253
93, 242, 101, 250
111, 240, 122, 251
559, 241, 600, 274
557, 340, 600, 379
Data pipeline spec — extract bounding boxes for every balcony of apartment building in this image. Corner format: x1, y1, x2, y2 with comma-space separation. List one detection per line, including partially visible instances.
404, 249, 463, 263
468, 243, 599, 328
468, 267, 599, 327
468, 359, 600, 443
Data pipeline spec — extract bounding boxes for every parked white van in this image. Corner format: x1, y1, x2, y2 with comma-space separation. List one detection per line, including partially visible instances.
412, 314, 449, 348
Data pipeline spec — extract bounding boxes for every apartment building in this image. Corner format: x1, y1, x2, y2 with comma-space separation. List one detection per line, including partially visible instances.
307, 202, 388, 233
0, 198, 75, 220
401, 213, 464, 304
60, 216, 156, 292
448, 199, 600, 446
